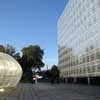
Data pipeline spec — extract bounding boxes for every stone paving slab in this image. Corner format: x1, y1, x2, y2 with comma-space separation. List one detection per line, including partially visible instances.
0, 83, 100, 100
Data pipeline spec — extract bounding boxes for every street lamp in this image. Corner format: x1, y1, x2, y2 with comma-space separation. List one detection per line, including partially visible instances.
46, 64, 48, 70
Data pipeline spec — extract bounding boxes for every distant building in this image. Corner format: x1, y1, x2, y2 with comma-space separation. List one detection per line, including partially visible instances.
57, 0, 100, 83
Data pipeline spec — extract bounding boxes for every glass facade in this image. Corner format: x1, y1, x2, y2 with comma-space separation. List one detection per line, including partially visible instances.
58, 0, 100, 78
0, 53, 22, 88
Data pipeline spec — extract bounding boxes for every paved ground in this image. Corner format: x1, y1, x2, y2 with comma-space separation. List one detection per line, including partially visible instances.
0, 83, 100, 100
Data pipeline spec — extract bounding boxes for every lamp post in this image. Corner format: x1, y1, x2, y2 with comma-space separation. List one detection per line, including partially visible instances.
46, 64, 48, 70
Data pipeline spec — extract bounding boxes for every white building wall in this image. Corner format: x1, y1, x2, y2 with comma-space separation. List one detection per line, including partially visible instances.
58, 0, 100, 78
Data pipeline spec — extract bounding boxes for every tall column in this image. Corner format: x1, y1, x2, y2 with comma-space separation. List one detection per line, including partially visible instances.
88, 77, 90, 85
74, 77, 77, 83
66, 78, 68, 83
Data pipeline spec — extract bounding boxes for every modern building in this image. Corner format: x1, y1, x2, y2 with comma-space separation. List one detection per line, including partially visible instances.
58, 0, 100, 84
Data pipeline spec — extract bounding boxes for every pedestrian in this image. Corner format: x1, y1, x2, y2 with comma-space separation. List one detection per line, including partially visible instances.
63, 78, 66, 83
35, 77, 37, 84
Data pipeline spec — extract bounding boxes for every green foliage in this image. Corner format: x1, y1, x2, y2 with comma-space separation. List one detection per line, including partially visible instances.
14, 52, 21, 60
0, 44, 45, 83
0, 44, 16, 57
51, 65, 60, 79
22, 45, 44, 71
5, 44, 16, 56
0, 45, 5, 52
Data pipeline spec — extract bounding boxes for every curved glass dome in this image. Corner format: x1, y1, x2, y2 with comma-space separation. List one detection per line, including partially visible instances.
0, 53, 22, 88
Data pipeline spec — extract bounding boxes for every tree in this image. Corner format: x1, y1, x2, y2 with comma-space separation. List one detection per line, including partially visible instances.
21, 45, 44, 82
45, 70, 52, 79
51, 65, 60, 84
0, 44, 21, 61
51, 65, 59, 78
5, 44, 16, 57
0, 44, 45, 83
0, 44, 16, 57
22, 45, 44, 70
0, 45, 5, 52
14, 52, 21, 60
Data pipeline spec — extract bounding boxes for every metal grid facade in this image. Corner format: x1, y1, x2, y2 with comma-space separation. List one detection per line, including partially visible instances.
0, 53, 22, 88
58, 0, 100, 78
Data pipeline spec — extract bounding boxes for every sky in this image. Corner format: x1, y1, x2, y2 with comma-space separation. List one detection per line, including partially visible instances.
0, 0, 68, 69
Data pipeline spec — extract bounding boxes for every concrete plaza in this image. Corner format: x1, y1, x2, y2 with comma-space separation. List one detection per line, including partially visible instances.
0, 83, 100, 100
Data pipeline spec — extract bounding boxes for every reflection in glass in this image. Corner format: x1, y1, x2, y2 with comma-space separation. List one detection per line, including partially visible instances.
58, 0, 100, 77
